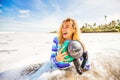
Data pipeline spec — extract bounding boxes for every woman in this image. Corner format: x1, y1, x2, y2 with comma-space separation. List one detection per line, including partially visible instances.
51, 18, 90, 74
29, 18, 90, 80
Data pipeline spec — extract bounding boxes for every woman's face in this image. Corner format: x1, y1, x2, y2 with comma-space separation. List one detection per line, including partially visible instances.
62, 21, 74, 40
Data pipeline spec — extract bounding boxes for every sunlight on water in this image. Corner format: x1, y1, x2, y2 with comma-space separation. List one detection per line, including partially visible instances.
0, 32, 120, 80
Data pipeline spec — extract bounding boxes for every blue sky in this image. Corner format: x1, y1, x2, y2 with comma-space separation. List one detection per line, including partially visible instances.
0, 0, 120, 32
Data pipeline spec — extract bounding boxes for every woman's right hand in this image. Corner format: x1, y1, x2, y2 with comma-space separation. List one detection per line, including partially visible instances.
56, 46, 68, 62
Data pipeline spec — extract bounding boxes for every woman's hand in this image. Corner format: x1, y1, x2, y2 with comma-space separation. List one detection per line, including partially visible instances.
56, 46, 68, 62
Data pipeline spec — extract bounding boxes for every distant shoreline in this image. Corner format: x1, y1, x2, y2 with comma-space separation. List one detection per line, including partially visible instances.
49, 31, 120, 34
0, 31, 119, 34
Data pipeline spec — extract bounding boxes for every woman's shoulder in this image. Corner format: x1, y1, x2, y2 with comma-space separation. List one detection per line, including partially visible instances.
53, 36, 59, 44
53, 36, 58, 40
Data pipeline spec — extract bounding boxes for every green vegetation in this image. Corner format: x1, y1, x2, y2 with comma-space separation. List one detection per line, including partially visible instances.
49, 31, 57, 33
80, 19, 120, 33
50, 18, 120, 33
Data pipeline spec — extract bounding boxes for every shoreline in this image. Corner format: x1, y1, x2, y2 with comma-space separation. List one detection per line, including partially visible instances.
0, 32, 119, 35
49, 32, 120, 34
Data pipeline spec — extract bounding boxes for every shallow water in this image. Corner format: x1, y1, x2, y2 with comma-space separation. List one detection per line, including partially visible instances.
0, 32, 120, 80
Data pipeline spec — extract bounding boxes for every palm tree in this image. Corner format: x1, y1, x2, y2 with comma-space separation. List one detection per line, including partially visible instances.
104, 15, 107, 25
111, 20, 117, 27
117, 19, 120, 25
93, 22, 96, 27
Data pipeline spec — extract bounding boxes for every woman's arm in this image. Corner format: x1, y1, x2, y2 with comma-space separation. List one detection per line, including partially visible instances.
50, 37, 70, 68
80, 41, 90, 70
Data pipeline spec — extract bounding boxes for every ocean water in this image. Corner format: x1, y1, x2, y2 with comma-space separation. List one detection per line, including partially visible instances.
0, 32, 120, 80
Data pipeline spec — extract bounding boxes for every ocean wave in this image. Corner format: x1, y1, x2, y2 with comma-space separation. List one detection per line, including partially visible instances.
0, 49, 120, 80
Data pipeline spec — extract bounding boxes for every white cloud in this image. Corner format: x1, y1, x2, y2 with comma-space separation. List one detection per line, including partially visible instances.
0, 15, 60, 32
75, 0, 119, 14
1, 0, 120, 32
49, 0, 60, 12
82, 0, 120, 19
96, 13, 120, 25
84, 0, 120, 8
27, 15, 60, 32
31, 0, 47, 10
18, 9, 30, 18
60, 0, 120, 26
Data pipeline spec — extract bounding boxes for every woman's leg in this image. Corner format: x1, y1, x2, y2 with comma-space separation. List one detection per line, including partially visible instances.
29, 61, 57, 80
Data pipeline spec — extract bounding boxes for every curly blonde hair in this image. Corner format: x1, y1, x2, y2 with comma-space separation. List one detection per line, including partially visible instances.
58, 18, 81, 45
